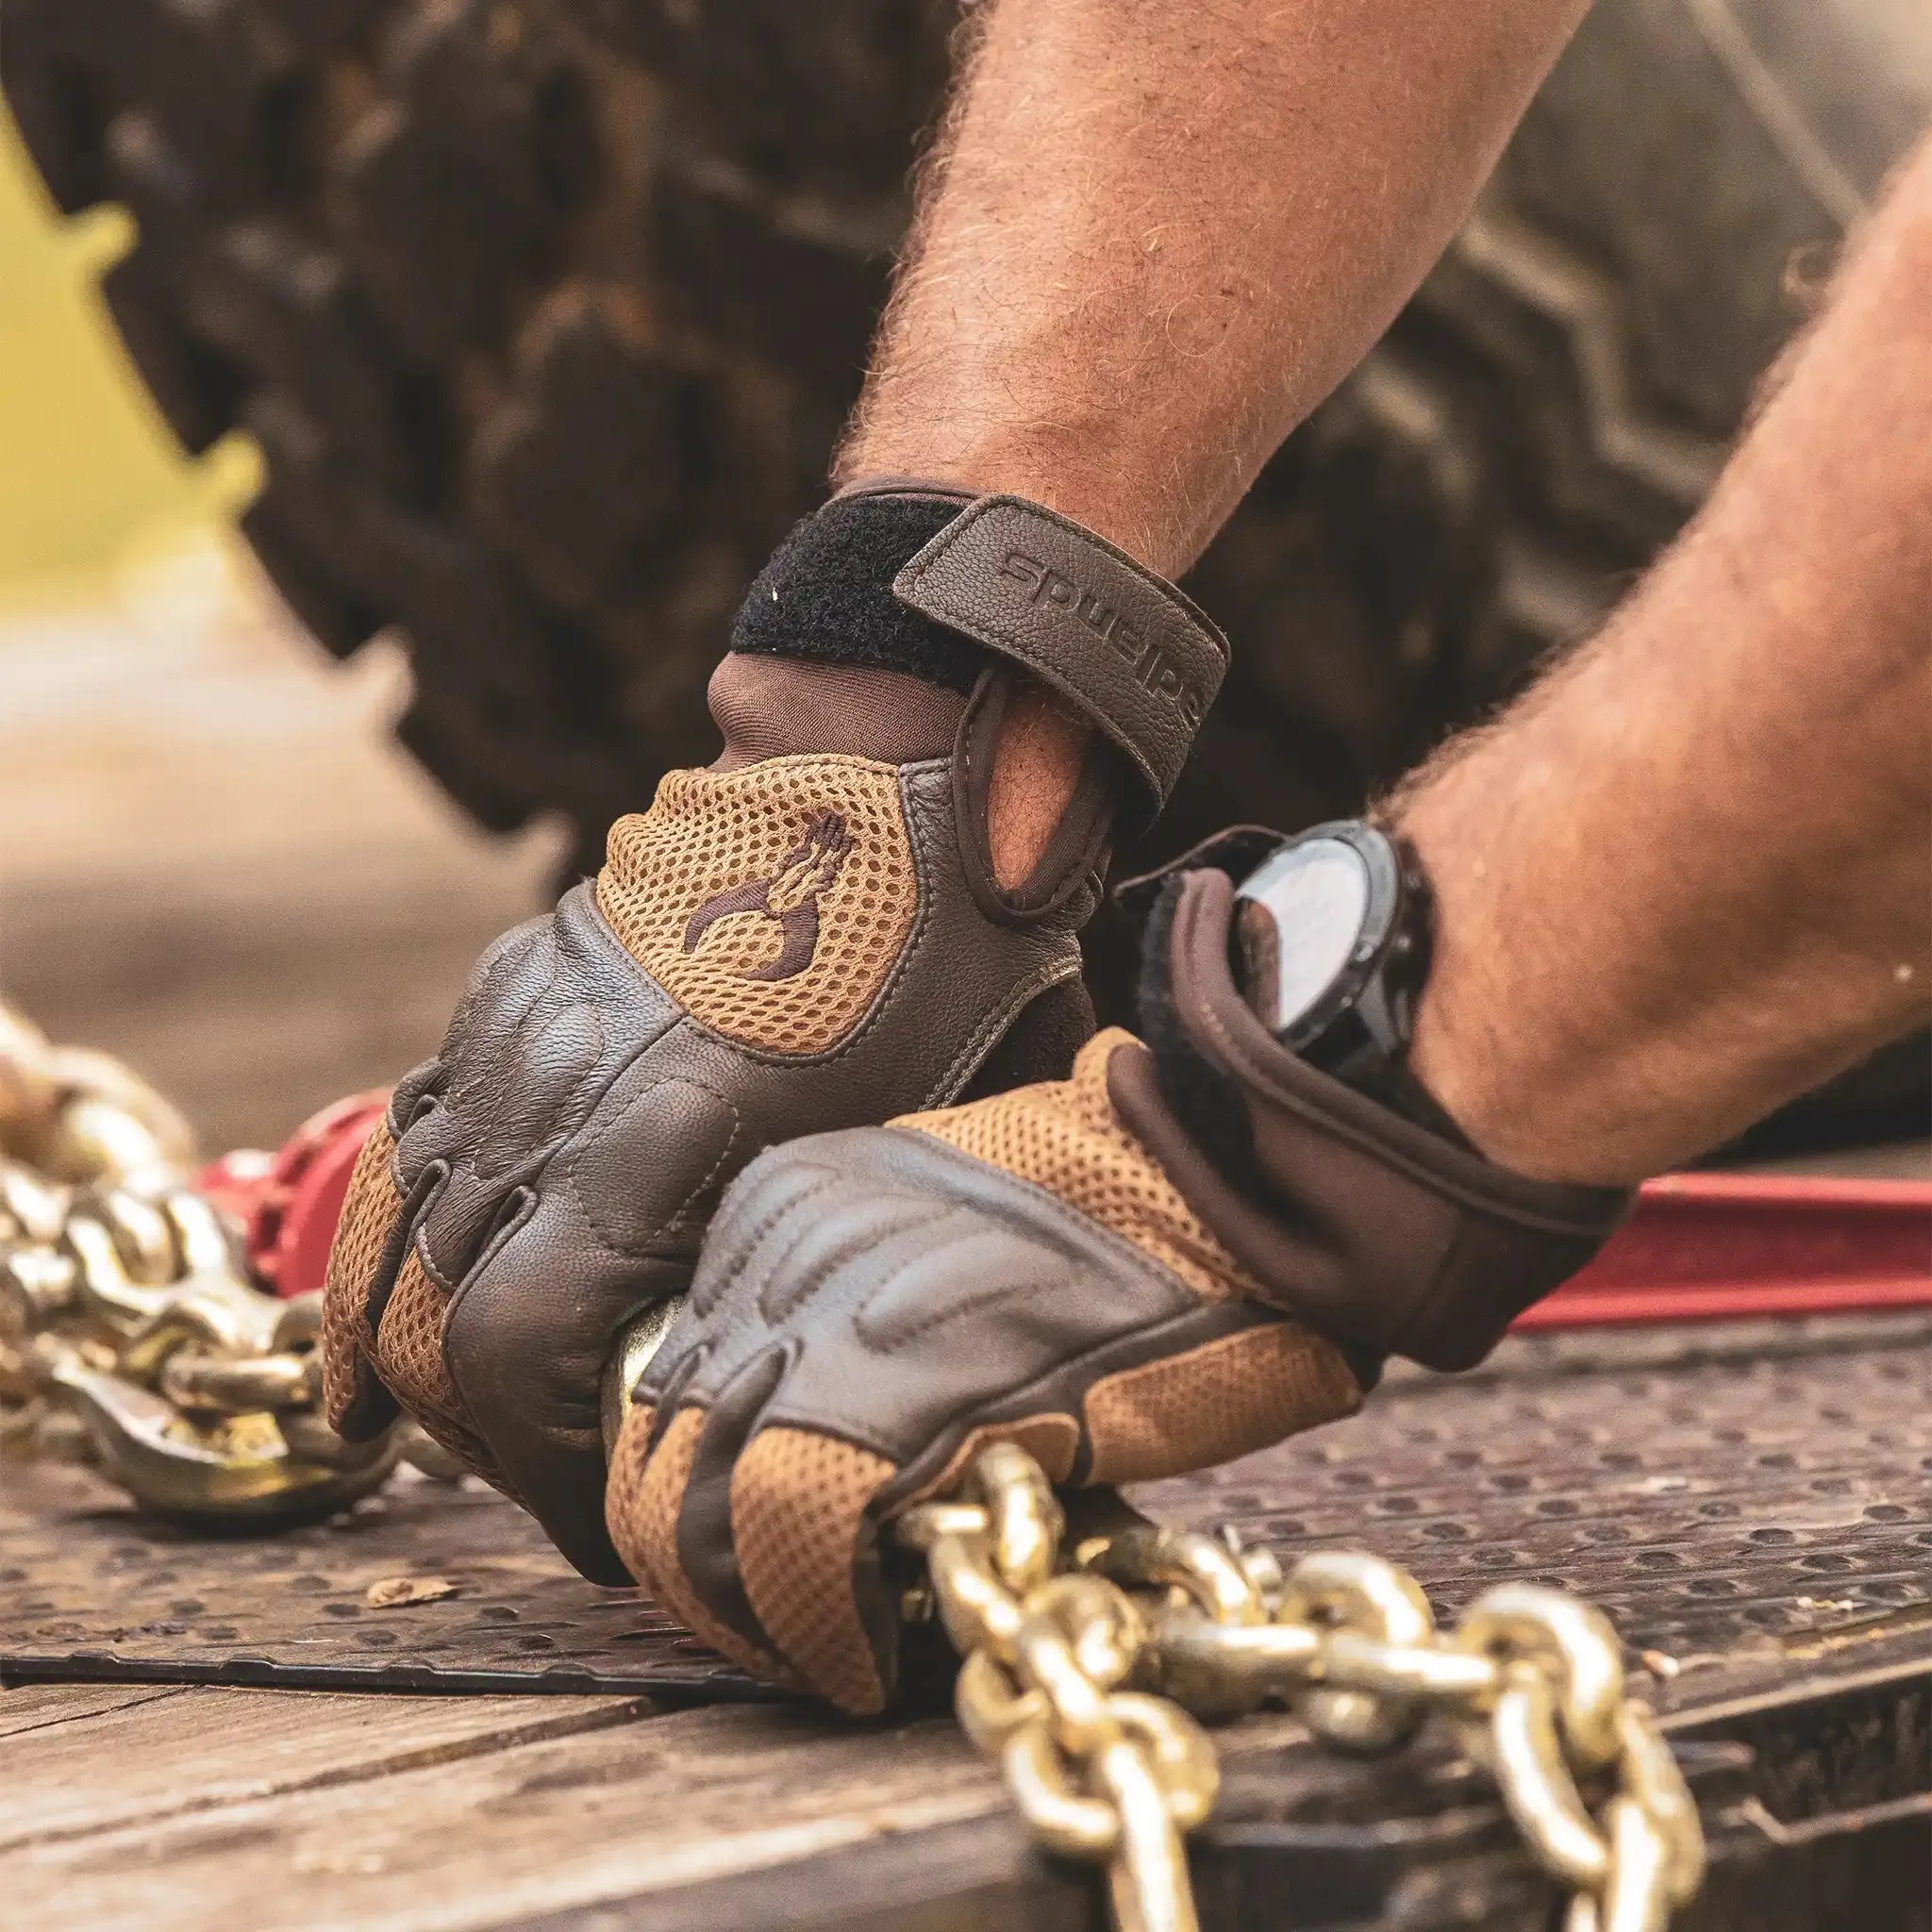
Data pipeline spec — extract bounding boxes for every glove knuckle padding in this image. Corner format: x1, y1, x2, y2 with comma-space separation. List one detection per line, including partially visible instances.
642, 1126, 1207, 1472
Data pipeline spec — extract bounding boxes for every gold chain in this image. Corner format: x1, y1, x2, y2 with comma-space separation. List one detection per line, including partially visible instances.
3, 999, 1706, 1929
0, 997, 408, 1521
898, 1442, 1706, 1932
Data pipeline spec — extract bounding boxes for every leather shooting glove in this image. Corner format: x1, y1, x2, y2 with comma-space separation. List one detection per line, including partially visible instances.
607, 857, 1629, 1709
321, 487, 1228, 1580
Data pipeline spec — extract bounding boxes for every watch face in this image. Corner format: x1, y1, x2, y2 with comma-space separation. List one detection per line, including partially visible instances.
1234, 836, 1372, 1041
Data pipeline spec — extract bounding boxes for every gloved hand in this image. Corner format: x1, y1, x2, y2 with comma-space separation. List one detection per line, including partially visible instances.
320, 488, 1228, 1580
607, 859, 1630, 1708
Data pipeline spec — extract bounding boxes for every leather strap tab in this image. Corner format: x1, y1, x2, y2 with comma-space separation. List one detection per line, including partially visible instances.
893, 496, 1228, 827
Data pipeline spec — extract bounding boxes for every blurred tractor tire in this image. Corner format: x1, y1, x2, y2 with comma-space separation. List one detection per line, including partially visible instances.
5, 0, 1927, 1146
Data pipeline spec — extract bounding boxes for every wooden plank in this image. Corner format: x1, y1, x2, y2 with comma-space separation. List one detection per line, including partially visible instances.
1, 1703, 1017, 1932
519, 1811, 1098, 1932
0, 1686, 646, 1852
0, 1681, 185, 1740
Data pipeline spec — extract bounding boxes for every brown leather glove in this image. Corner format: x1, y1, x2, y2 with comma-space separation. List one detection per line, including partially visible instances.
321, 487, 1228, 1581
607, 857, 1629, 1709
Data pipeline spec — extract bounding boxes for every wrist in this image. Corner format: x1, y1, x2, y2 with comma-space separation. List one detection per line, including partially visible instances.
1391, 768, 1571, 1180
1393, 763, 1670, 1188
831, 454, 1190, 579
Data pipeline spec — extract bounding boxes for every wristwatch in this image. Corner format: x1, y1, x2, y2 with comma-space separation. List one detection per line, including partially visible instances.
1230, 820, 1463, 1139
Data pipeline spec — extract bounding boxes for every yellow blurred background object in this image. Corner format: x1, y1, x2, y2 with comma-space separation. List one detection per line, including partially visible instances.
0, 100, 258, 611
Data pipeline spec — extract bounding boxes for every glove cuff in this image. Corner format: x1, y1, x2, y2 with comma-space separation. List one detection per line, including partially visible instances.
731, 485, 984, 692
731, 486, 1229, 831
1120, 865, 1632, 1371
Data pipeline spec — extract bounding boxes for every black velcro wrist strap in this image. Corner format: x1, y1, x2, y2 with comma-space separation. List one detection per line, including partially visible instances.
730, 487, 985, 693
894, 496, 1227, 829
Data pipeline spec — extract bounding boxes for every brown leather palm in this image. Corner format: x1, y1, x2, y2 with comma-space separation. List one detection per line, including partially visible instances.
606, 1030, 1366, 1709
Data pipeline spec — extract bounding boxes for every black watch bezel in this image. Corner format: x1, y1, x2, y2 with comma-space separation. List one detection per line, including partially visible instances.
1230, 819, 1431, 1069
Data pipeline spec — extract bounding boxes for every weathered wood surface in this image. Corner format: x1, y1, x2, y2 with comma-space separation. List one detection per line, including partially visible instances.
0, 1680, 1368, 1932
0, 1681, 176, 1740
0, 1685, 649, 1852
0, 1689, 1005, 1930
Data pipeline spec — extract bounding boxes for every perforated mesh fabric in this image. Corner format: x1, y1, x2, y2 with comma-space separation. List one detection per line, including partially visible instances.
908, 1414, 1082, 1507
605, 1404, 795, 1684
320, 1119, 397, 1428
899, 1028, 1261, 1304
375, 1250, 456, 1425
596, 755, 919, 1058
1083, 1324, 1362, 1486
374, 1248, 507, 1491
605, 1399, 661, 1588
731, 1426, 897, 1713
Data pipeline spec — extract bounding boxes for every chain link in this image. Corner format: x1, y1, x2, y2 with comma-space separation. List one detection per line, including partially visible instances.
0, 997, 411, 1522
898, 1443, 1706, 1932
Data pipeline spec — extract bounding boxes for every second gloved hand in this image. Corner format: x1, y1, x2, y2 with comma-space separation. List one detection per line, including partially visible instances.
607, 857, 1630, 1708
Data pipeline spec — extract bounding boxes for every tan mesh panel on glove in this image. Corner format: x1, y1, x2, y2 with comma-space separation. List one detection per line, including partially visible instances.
898, 1028, 1264, 1305
1082, 1324, 1361, 1484
731, 1427, 897, 1715
320, 1119, 397, 1427
597, 756, 919, 1058
606, 1403, 797, 1686
375, 1249, 511, 1491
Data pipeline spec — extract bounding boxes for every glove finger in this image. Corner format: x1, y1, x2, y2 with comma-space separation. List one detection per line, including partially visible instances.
730, 1425, 899, 1714
606, 1398, 799, 1689
320, 1116, 402, 1440
372, 1242, 515, 1495
441, 1231, 692, 1586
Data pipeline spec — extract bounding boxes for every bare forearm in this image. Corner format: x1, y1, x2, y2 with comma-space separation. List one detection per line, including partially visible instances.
1400, 139, 1932, 1184
840, 0, 1589, 574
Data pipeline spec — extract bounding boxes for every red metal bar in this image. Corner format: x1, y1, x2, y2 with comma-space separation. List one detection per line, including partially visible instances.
1513, 1171, 1932, 1329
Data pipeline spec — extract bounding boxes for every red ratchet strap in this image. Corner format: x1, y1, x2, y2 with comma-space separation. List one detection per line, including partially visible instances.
195, 1091, 391, 1298
210, 1096, 1932, 1329
1515, 1171, 1932, 1330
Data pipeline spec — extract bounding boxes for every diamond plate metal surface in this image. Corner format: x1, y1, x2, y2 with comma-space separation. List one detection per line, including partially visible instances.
0, 1462, 774, 1699
1141, 1310, 1932, 1715
3, 1313, 1928, 1708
